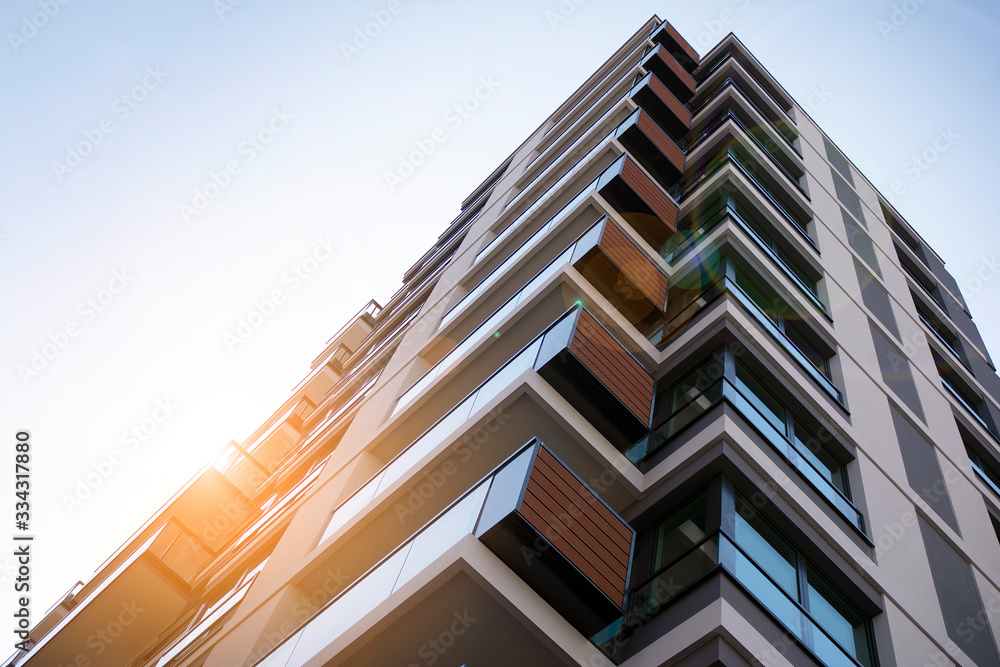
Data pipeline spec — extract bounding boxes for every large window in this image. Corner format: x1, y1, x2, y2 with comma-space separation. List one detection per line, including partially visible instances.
735, 497, 874, 666
731, 257, 832, 378
641, 346, 854, 524
614, 479, 877, 667
933, 350, 998, 438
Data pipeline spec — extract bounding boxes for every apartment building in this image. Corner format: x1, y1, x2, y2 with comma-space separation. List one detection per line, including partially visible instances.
11, 14, 1000, 667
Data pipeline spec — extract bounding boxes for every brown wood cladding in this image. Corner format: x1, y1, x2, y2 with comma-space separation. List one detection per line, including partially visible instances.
650, 44, 697, 94
620, 157, 679, 233
599, 220, 669, 309
648, 74, 692, 128
568, 310, 654, 422
658, 21, 700, 65
519, 447, 633, 603
534, 448, 632, 545
635, 109, 685, 175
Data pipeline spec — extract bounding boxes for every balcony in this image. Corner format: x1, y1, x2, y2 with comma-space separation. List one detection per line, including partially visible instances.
168, 467, 252, 551
697, 45, 795, 121
666, 191, 825, 318
18, 521, 210, 667
693, 67, 799, 153
535, 308, 654, 448
297, 301, 381, 402
640, 44, 696, 102
692, 106, 805, 196
252, 441, 634, 667
406, 217, 665, 417
572, 216, 669, 336
243, 397, 312, 472
694, 145, 814, 250
213, 440, 271, 498
629, 71, 691, 140
477, 442, 635, 636
596, 153, 679, 253
615, 107, 685, 188
649, 20, 700, 73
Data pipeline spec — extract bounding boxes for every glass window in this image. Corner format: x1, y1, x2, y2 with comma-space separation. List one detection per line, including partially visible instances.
734, 496, 798, 597
793, 419, 846, 494
734, 361, 787, 434
807, 566, 873, 667
653, 493, 708, 570
735, 266, 781, 325
784, 321, 831, 376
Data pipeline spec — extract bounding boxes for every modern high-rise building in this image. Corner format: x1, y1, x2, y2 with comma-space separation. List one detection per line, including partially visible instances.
12, 14, 1000, 667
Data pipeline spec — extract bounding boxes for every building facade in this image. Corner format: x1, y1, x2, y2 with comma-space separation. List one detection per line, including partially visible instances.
12, 15, 1000, 667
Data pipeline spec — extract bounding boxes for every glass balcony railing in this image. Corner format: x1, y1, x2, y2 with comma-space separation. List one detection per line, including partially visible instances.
692, 108, 805, 196
532, 60, 637, 169
257, 441, 556, 667
255, 474, 495, 667
398, 240, 582, 415
329, 305, 650, 548
601, 531, 867, 667
663, 194, 825, 317
695, 67, 799, 152
476, 129, 614, 267
542, 40, 646, 142
941, 376, 997, 440
625, 375, 861, 532
726, 277, 840, 403
321, 321, 560, 546
440, 176, 596, 332
698, 147, 814, 250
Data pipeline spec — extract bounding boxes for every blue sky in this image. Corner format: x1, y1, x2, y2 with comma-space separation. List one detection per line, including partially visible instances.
2, 0, 999, 626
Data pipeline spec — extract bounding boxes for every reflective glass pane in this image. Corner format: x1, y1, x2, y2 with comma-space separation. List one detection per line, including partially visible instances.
784, 322, 831, 377
393, 482, 490, 590
377, 396, 475, 495
321, 470, 385, 543
518, 248, 573, 304
633, 537, 718, 617
792, 419, 846, 495
734, 265, 781, 324
286, 548, 409, 666
475, 447, 534, 536
653, 492, 708, 570
732, 549, 804, 639
734, 362, 787, 434
470, 339, 542, 414
734, 497, 798, 597
807, 566, 872, 666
